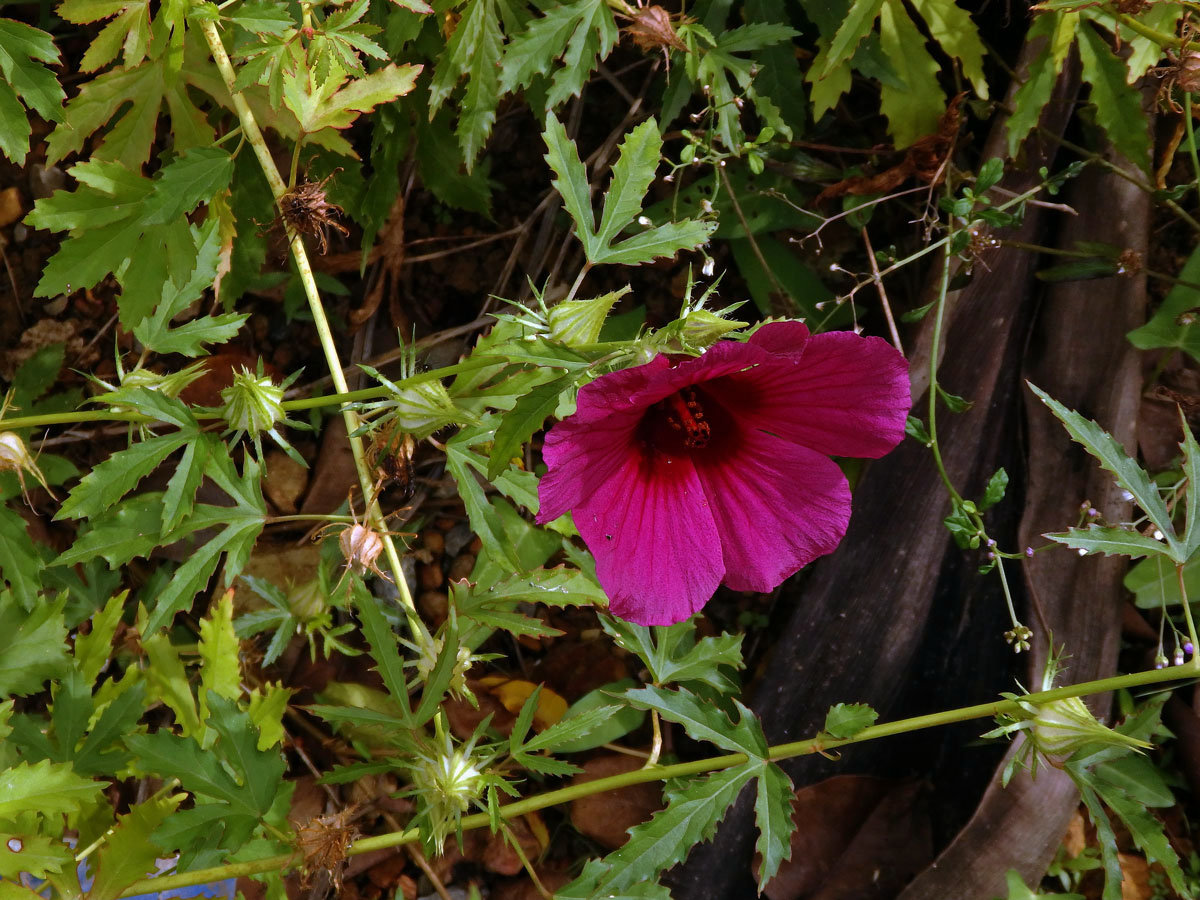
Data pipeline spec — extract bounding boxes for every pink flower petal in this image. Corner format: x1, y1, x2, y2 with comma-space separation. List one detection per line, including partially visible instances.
574, 448, 724, 626
708, 326, 911, 458
695, 429, 851, 592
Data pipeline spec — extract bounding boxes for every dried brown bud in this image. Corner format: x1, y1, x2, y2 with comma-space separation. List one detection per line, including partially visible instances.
279, 177, 349, 254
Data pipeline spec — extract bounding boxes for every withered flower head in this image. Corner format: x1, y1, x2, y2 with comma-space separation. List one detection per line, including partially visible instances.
625, 5, 686, 59
279, 176, 350, 254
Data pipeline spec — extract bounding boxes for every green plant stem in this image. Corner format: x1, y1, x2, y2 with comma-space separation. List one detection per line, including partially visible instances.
1186, 93, 1200, 197
925, 244, 963, 506
1108, 9, 1183, 49
1039, 129, 1200, 236
115, 661, 1200, 899
197, 20, 427, 645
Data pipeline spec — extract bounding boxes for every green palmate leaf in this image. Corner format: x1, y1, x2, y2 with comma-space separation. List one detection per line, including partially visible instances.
624, 686, 767, 756
74, 592, 126, 686
0, 881, 58, 900
282, 62, 419, 134
29, 150, 233, 326
814, 0, 884, 79
59, 0, 150, 71
544, 114, 715, 267
228, 0, 294, 35
203, 693, 288, 815
1077, 23, 1151, 172
198, 592, 241, 726
446, 427, 522, 572
0, 591, 68, 698
589, 764, 758, 894
1006, 11, 1077, 158
428, 0, 502, 167
45, 60, 202, 169
1127, 241, 1200, 361
355, 592, 415, 725
823, 702, 879, 739
1075, 766, 1188, 897
128, 697, 285, 818
56, 434, 191, 522
877, 0, 942, 148
1126, 553, 1200, 609
144, 500, 265, 633
909, 0, 987, 99
554, 680, 644, 753
0, 506, 45, 610
499, 0, 617, 107
87, 793, 186, 900
0, 758, 104, 820
413, 613, 461, 727
1028, 383, 1180, 559
1124, 2, 1182, 82
0, 831, 73, 880
141, 632, 202, 737
602, 617, 745, 693
1046, 525, 1173, 559
247, 684, 291, 750
0, 19, 65, 164
753, 762, 795, 890
980, 467, 1009, 511
53, 494, 169, 570
70, 679, 145, 775
486, 375, 570, 480
1179, 411, 1200, 561
684, 23, 798, 151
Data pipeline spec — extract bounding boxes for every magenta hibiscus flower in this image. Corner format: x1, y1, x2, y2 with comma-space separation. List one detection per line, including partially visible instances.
536, 321, 912, 626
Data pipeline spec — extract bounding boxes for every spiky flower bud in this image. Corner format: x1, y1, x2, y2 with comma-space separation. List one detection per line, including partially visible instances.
384, 381, 463, 440
681, 309, 748, 348
287, 579, 327, 622
547, 288, 629, 347
221, 367, 286, 438
1030, 695, 1150, 763
411, 731, 485, 853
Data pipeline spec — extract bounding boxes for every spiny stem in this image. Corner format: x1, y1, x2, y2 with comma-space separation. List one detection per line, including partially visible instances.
115, 661, 1199, 899
197, 20, 428, 648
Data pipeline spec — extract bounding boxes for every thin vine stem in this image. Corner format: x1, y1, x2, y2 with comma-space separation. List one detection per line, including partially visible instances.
197, 20, 427, 645
116, 661, 1200, 899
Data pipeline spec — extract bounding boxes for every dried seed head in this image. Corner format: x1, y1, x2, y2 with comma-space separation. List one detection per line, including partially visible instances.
0, 431, 54, 500
625, 5, 687, 56
279, 178, 349, 254
1178, 50, 1200, 94
340, 523, 385, 577
296, 806, 361, 889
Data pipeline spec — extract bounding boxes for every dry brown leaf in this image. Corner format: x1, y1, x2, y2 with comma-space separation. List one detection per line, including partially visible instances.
569, 754, 663, 849
763, 776, 931, 900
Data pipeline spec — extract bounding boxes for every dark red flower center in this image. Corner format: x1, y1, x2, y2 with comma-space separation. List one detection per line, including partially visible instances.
664, 388, 710, 448
641, 385, 739, 458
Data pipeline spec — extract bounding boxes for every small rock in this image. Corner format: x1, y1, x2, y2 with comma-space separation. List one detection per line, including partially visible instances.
417, 562, 444, 591
448, 553, 476, 582
0, 187, 24, 228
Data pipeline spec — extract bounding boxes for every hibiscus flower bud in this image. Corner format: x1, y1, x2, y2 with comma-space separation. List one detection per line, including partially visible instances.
286, 579, 327, 622
680, 309, 747, 348
1030, 695, 1150, 763
411, 731, 485, 853
382, 381, 462, 439
547, 287, 628, 347
221, 367, 286, 438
